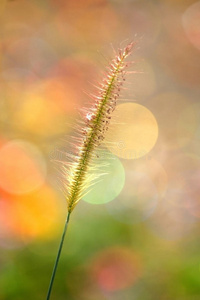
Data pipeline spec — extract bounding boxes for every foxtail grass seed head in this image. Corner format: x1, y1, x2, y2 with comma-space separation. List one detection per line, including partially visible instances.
63, 42, 134, 213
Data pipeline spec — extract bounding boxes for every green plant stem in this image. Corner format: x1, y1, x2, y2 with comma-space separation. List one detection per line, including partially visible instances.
46, 211, 71, 300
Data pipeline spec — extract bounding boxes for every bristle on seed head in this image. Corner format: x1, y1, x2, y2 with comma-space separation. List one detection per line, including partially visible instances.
62, 42, 134, 213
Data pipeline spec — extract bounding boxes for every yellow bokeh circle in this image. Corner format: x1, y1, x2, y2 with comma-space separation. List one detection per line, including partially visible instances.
104, 103, 158, 159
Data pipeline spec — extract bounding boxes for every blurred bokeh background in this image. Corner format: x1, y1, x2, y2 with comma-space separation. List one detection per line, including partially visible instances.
0, 0, 200, 299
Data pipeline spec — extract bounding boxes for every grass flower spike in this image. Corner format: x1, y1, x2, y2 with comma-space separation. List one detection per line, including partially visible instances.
64, 42, 134, 214
46, 42, 134, 300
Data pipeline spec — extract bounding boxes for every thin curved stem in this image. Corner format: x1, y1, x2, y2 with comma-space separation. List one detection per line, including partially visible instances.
46, 211, 71, 300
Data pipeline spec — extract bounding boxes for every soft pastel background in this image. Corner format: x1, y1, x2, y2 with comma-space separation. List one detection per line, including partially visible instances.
0, 0, 200, 299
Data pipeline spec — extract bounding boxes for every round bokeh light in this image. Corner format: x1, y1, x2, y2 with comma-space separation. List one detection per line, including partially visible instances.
104, 103, 158, 159
83, 151, 125, 205
0, 140, 46, 195
182, 1, 200, 51
90, 247, 141, 292
9, 186, 64, 241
